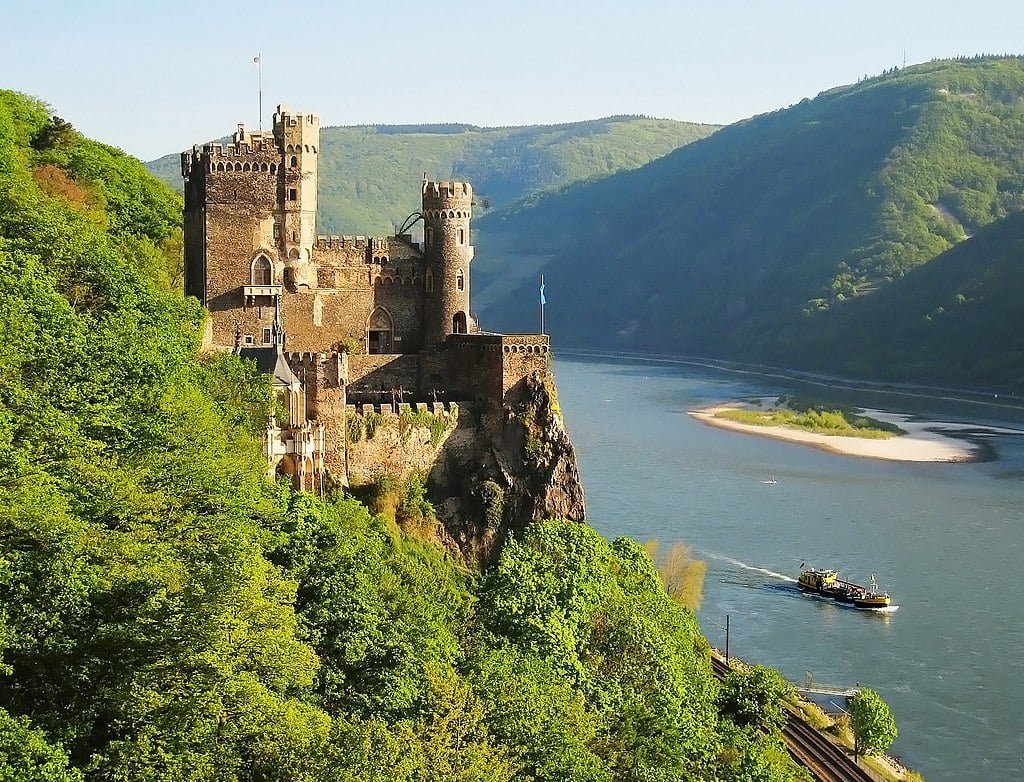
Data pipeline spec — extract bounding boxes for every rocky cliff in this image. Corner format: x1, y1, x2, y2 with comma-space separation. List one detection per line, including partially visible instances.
360, 368, 586, 565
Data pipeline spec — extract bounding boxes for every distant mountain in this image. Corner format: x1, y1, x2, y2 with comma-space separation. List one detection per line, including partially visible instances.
146, 117, 719, 235
472, 57, 1024, 390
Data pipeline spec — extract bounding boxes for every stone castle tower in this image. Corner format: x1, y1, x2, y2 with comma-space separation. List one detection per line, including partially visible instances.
422, 180, 474, 346
181, 104, 551, 488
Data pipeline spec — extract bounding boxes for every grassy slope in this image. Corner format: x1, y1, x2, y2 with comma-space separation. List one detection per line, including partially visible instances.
147, 117, 719, 234
472, 57, 1024, 390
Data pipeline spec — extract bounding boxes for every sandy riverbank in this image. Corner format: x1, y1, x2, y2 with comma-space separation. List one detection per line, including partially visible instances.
688, 400, 1023, 462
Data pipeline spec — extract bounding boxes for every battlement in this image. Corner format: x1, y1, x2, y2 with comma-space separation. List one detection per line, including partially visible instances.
450, 333, 550, 354
422, 180, 473, 212
315, 235, 379, 250
345, 401, 461, 417
274, 105, 319, 130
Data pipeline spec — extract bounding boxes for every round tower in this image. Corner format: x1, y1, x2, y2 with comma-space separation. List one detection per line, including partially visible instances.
422, 179, 475, 347
273, 105, 319, 290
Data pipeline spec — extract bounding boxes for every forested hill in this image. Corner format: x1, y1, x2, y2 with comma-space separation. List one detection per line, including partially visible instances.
473, 56, 1024, 391
146, 116, 719, 234
1, 89, 805, 780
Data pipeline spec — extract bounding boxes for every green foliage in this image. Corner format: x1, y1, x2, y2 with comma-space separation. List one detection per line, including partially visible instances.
717, 665, 795, 732
477, 479, 505, 530
346, 412, 364, 442
398, 407, 455, 445
477, 521, 722, 780
715, 405, 903, 439
0, 708, 82, 781
849, 688, 898, 757
271, 491, 467, 719
0, 88, 807, 780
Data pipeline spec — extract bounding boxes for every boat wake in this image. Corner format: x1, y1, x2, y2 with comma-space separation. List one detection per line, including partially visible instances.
856, 604, 900, 613
706, 553, 797, 584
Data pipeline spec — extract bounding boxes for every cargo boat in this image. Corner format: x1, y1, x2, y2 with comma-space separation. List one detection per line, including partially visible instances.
797, 568, 892, 609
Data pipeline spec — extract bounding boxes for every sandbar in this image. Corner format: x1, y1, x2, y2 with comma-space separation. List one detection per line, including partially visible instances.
688, 400, 1022, 462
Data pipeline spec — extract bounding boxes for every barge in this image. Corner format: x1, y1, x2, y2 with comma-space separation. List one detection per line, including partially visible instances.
798, 568, 892, 609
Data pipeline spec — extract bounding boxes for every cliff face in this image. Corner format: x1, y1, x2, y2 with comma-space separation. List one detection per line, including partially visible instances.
395, 369, 587, 565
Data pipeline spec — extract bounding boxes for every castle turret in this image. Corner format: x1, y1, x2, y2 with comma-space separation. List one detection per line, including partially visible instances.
274, 105, 319, 291
422, 180, 474, 347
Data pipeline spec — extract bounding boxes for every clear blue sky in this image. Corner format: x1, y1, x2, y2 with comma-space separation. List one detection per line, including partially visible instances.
4, 0, 1023, 161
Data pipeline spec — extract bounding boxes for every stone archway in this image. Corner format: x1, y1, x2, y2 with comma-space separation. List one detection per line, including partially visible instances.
453, 311, 467, 334
367, 307, 394, 354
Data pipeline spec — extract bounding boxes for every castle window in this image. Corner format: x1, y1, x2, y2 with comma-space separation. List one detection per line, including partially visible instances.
453, 311, 467, 334
457, 228, 465, 245
273, 223, 281, 240
456, 269, 465, 292
244, 334, 254, 345
262, 327, 272, 344
292, 230, 298, 242
251, 255, 272, 285
288, 188, 298, 201
366, 307, 394, 355
290, 155, 298, 167
425, 227, 433, 247
425, 269, 434, 293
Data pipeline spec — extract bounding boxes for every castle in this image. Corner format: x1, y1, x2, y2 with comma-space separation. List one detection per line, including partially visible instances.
181, 105, 550, 491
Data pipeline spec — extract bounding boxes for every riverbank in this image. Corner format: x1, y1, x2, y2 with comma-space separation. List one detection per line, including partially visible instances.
688, 400, 1009, 462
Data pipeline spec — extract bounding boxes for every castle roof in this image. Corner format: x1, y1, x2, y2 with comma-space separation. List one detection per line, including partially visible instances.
238, 346, 302, 389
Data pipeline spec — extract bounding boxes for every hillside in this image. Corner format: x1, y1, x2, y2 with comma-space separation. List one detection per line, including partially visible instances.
802, 209, 1024, 386
0, 90, 803, 781
472, 57, 1024, 390
148, 116, 719, 234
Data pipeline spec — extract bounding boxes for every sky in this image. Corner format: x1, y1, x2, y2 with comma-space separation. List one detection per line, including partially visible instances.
4, 0, 1024, 161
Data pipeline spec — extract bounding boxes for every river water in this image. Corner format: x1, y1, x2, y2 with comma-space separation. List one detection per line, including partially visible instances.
553, 353, 1024, 782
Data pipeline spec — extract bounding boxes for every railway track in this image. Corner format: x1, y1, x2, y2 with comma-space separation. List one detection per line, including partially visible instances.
710, 656, 878, 782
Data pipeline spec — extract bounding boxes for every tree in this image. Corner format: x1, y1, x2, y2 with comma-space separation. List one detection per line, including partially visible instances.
643, 539, 707, 610
849, 688, 898, 757
717, 665, 794, 732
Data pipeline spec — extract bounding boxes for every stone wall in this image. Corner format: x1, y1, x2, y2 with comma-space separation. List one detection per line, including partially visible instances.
347, 353, 421, 401
342, 402, 466, 485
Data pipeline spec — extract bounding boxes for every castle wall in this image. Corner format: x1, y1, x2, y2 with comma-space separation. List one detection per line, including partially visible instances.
342, 402, 465, 485
347, 354, 421, 400
448, 334, 550, 406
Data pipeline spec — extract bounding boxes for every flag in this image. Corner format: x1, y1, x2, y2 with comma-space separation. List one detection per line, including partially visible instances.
540, 281, 546, 306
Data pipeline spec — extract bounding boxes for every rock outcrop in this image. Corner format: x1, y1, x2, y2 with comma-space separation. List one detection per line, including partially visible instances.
428, 369, 586, 564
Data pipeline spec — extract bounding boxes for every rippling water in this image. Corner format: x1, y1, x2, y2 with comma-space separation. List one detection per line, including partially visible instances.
554, 353, 1024, 782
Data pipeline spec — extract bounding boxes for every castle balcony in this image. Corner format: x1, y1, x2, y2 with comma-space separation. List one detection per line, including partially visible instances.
243, 284, 282, 304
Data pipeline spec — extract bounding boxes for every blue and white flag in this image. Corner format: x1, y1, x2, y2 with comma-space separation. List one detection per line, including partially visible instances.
540, 280, 546, 306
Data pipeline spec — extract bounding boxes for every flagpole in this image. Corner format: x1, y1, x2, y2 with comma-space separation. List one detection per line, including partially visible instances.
255, 54, 263, 132
540, 274, 545, 335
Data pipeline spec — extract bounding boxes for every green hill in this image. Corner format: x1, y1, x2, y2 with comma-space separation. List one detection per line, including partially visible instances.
801, 209, 1024, 387
472, 56, 1024, 390
1, 90, 803, 781
147, 117, 719, 235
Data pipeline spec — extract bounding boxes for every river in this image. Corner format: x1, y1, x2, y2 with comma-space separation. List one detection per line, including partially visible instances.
553, 352, 1024, 782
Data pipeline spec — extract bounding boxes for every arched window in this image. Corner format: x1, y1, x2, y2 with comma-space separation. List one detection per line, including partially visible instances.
456, 269, 465, 292
290, 155, 298, 167
453, 311, 467, 334
251, 255, 272, 285
367, 307, 394, 354
425, 269, 434, 293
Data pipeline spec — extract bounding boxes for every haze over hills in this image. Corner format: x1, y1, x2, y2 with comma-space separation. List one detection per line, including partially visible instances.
146, 116, 720, 235
473, 56, 1024, 390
